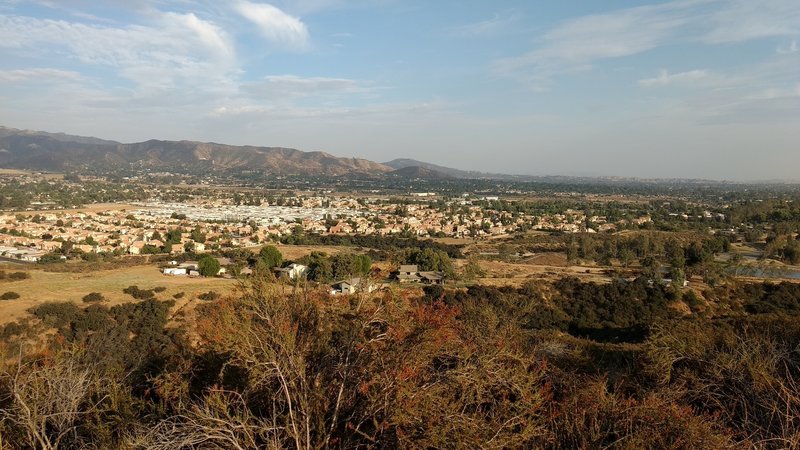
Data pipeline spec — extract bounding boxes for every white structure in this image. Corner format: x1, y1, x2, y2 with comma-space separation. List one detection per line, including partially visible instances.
331, 277, 377, 295
275, 263, 308, 280
162, 267, 187, 276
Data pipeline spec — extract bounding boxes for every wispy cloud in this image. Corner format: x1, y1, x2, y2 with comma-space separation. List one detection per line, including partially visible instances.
0, 68, 84, 82
242, 75, 376, 100
638, 51, 800, 125
0, 12, 236, 93
448, 10, 521, 38
638, 69, 710, 87
211, 98, 447, 119
702, 0, 800, 44
777, 39, 799, 54
234, 1, 310, 50
494, 0, 800, 89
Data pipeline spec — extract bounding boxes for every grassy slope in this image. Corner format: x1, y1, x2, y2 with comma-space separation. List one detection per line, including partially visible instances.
0, 265, 235, 325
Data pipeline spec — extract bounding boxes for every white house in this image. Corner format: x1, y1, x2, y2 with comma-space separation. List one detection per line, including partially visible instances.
331, 277, 377, 295
274, 263, 308, 280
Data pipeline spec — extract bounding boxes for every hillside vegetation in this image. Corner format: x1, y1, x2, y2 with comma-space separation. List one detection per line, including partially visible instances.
1, 273, 799, 449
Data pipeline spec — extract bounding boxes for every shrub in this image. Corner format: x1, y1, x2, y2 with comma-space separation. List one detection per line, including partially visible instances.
197, 291, 220, 301
646, 316, 800, 445
173, 292, 185, 299
8, 271, 30, 280
122, 285, 155, 300
153, 286, 167, 293
29, 302, 81, 328
82, 292, 105, 303
0, 320, 31, 340
1, 291, 20, 300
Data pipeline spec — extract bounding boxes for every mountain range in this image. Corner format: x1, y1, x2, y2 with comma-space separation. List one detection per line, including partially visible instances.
0, 126, 393, 176
0, 126, 763, 184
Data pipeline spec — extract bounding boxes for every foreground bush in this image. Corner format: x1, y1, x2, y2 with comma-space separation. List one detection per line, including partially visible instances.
647, 317, 800, 448
2, 275, 800, 448
542, 379, 734, 449
192, 277, 549, 448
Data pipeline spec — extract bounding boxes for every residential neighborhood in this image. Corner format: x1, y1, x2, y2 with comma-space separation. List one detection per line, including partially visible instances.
0, 195, 665, 263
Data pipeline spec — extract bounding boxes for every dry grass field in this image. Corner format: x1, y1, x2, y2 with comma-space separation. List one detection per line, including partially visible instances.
248, 244, 357, 260
0, 264, 235, 325
475, 258, 612, 287
0, 168, 63, 179
12, 202, 147, 215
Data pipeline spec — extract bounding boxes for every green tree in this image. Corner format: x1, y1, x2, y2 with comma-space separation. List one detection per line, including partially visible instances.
191, 226, 206, 243
665, 238, 686, 270
259, 245, 283, 268
198, 255, 221, 277
298, 251, 333, 282
165, 228, 182, 244
409, 248, 454, 277
784, 240, 800, 265
330, 254, 372, 280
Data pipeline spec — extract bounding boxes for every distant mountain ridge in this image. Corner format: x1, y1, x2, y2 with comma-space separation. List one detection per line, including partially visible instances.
383, 158, 487, 179
388, 165, 453, 180
0, 126, 391, 176
0, 126, 783, 184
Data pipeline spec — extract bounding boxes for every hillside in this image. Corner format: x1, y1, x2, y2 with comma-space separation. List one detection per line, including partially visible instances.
383, 158, 485, 179
0, 126, 392, 176
388, 165, 453, 179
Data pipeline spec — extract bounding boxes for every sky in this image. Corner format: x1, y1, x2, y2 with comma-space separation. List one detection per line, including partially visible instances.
0, 0, 798, 181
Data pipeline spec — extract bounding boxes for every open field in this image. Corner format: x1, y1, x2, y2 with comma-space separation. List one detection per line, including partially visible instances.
250, 244, 359, 260
9, 202, 148, 215
3, 238, 799, 327
475, 258, 612, 287
0, 264, 235, 325
0, 168, 63, 179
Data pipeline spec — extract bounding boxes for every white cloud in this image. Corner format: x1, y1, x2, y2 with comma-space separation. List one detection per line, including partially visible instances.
448, 10, 521, 38
272, 0, 385, 15
234, 1, 310, 50
495, 0, 800, 89
210, 98, 447, 119
777, 39, 799, 54
636, 51, 800, 126
702, 0, 800, 44
638, 69, 710, 87
0, 68, 84, 82
493, 1, 698, 88
242, 75, 374, 100
0, 12, 236, 94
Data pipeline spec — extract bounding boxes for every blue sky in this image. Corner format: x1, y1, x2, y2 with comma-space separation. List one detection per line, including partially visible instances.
0, 0, 798, 180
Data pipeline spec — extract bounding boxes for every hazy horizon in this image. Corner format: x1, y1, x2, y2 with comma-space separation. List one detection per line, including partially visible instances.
1, 0, 798, 181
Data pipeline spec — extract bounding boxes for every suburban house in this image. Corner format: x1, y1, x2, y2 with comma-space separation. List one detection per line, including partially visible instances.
128, 241, 146, 255
395, 265, 445, 284
274, 263, 308, 280
178, 261, 199, 271
0, 247, 45, 262
330, 277, 378, 295
418, 271, 444, 285
397, 265, 422, 283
